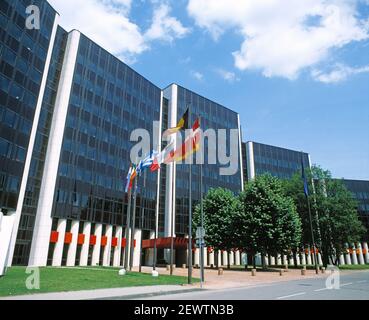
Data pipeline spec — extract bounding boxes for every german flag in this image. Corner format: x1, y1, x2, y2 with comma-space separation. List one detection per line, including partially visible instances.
162, 108, 189, 138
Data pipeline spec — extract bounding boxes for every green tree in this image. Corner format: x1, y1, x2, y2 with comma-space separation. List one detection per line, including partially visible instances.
235, 174, 302, 268
193, 188, 240, 269
284, 165, 366, 266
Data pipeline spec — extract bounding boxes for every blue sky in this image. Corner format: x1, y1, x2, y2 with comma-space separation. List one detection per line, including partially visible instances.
50, 0, 369, 180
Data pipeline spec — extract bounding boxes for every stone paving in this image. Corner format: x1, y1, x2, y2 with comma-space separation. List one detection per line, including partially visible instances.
134, 265, 329, 290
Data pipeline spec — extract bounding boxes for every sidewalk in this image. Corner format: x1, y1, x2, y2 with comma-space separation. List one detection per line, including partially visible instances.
0, 284, 201, 300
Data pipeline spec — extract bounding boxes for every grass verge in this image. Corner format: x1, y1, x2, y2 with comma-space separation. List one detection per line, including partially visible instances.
0, 266, 198, 297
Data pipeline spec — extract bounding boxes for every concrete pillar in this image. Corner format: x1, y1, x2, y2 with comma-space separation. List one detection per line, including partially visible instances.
296, 253, 300, 266
351, 243, 358, 265
235, 251, 241, 265
289, 255, 294, 266
194, 248, 200, 266
217, 250, 222, 267
203, 247, 208, 266
356, 242, 365, 265
282, 255, 288, 265
132, 229, 142, 267
363, 242, 369, 264
318, 253, 323, 266
66, 220, 79, 266
209, 251, 215, 266
263, 255, 269, 266
79, 222, 91, 266
306, 247, 312, 265
102, 225, 112, 266
339, 254, 345, 266
222, 251, 228, 266
229, 251, 234, 265
91, 223, 102, 266
345, 245, 352, 265
113, 226, 122, 267
52, 219, 66, 266
277, 254, 282, 265
241, 253, 247, 266
300, 252, 306, 266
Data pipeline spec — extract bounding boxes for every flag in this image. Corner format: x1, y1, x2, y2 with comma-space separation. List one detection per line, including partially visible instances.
301, 154, 309, 197
150, 142, 175, 172
164, 117, 200, 164
137, 150, 158, 174
162, 108, 189, 138
124, 166, 133, 193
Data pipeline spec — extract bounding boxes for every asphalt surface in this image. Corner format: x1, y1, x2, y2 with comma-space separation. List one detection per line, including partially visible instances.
138, 270, 369, 300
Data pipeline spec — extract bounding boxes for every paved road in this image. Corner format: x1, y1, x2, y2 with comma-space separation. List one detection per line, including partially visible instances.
139, 271, 369, 300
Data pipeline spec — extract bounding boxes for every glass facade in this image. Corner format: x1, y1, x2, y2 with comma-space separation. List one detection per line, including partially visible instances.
174, 85, 243, 235
51, 33, 161, 231
342, 179, 369, 241
12, 26, 67, 265
250, 142, 310, 180
0, 0, 56, 211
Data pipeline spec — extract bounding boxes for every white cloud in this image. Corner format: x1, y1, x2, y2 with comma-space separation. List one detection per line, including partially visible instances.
187, 0, 369, 80
50, 0, 146, 62
49, 0, 189, 63
145, 3, 190, 42
190, 70, 204, 80
312, 63, 369, 83
216, 68, 240, 82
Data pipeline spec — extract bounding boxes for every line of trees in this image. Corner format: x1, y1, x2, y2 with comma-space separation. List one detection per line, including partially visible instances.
193, 165, 366, 268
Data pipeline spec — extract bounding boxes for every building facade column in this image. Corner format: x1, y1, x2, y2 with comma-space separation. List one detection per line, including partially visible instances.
277, 254, 282, 265
222, 251, 228, 266
363, 242, 369, 264
103, 225, 113, 266
306, 247, 312, 265
113, 226, 122, 267
356, 242, 365, 265
351, 243, 358, 265
229, 251, 234, 266
79, 222, 91, 266
300, 252, 306, 265
318, 253, 323, 266
28, 30, 81, 267
194, 248, 200, 266
296, 253, 300, 265
282, 254, 288, 265
217, 250, 222, 267
339, 254, 345, 266
203, 247, 208, 266
91, 223, 102, 266
345, 244, 352, 265
209, 251, 215, 267
52, 219, 66, 266
66, 220, 79, 266
131, 229, 142, 267
235, 251, 241, 265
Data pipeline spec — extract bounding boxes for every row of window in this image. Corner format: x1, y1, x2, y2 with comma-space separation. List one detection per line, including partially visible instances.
0, 136, 26, 162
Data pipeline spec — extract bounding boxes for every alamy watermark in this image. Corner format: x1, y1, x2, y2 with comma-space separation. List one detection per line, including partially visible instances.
25, 266, 40, 290
25, 5, 40, 30
130, 121, 240, 176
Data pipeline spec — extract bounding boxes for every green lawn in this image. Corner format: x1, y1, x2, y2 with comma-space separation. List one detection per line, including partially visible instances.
0, 266, 197, 297
338, 264, 369, 270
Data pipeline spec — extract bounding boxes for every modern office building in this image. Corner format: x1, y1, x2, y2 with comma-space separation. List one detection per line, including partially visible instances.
243, 141, 310, 182
1, 0, 244, 268
161, 84, 244, 265
342, 179, 369, 241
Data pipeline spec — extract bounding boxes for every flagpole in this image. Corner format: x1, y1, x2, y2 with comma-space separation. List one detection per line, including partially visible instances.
129, 174, 139, 271
199, 116, 204, 285
153, 166, 160, 272
124, 186, 132, 271
170, 162, 175, 275
139, 170, 147, 273
301, 152, 319, 274
188, 104, 193, 284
